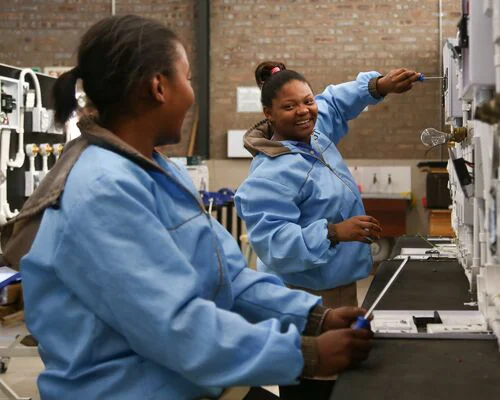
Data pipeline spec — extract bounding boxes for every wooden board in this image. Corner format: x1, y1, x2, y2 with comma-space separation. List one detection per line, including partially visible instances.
428, 209, 453, 236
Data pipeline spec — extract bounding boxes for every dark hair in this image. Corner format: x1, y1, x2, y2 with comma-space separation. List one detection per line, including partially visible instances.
255, 61, 310, 108
53, 15, 181, 125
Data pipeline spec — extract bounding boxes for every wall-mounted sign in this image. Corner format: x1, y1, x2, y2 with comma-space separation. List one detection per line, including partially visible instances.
236, 87, 262, 113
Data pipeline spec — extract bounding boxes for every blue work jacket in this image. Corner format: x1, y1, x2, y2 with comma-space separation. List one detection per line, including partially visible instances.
235, 72, 383, 290
21, 122, 320, 399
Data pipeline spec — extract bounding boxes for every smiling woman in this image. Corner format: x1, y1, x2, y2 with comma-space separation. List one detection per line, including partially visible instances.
236, 61, 419, 299
235, 61, 419, 399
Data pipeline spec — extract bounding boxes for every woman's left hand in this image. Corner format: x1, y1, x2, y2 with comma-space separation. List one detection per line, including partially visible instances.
376, 68, 420, 96
321, 307, 372, 332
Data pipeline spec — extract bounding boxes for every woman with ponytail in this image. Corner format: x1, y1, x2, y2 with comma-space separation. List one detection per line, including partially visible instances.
15, 16, 375, 400
235, 61, 419, 398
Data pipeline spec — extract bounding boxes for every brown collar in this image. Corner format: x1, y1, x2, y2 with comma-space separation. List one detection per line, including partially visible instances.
78, 117, 166, 174
243, 119, 291, 158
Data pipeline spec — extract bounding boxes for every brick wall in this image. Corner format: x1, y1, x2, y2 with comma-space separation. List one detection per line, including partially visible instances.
0, 0, 462, 159
0, 0, 196, 156
210, 0, 462, 159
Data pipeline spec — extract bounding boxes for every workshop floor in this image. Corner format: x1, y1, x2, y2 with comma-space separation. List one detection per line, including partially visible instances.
0, 276, 373, 400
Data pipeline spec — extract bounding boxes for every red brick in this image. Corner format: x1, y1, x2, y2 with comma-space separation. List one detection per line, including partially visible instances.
1, 0, 462, 159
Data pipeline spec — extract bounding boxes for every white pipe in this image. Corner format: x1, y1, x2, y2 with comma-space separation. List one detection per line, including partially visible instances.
495, 47, 500, 93
438, 0, 444, 158
0, 129, 14, 226
495, 0, 500, 92
24, 144, 39, 197
2, 203, 17, 220
471, 195, 480, 295
479, 200, 487, 266
7, 69, 42, 169
111, 0, 116, 15
20, 69, 42, 108
494, 294, 500, 309
462, 102, 470, 129
38, 143, 51, 180
473, 197, 481, 268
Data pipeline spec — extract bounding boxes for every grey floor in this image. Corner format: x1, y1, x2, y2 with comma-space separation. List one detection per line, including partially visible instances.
0, 325, 42, 400
0, 276, 373, 399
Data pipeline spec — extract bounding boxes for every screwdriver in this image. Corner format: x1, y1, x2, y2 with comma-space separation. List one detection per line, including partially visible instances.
354, 256, 410, 329
417, 74, 445, 81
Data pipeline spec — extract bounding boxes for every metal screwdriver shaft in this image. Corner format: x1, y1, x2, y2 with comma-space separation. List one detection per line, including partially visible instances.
354, 256, 410, 329
417, 74, 445, 81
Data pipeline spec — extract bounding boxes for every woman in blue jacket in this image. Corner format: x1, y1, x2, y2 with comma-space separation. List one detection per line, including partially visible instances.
235, 62, 418, 307
15, 16, 374, 400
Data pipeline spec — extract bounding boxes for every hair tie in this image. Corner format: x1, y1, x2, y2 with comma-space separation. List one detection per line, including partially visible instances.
271, 66, 281, 75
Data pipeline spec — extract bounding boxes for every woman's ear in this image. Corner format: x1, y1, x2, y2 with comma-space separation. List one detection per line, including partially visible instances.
263, 106, 273, 124
150, 73, 168, 103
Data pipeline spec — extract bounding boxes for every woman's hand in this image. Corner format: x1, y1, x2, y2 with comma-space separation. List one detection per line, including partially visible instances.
315, 328, 373, 376
321, 307, 371, 331
331, 216, 381, 244
376, 68, 419, 96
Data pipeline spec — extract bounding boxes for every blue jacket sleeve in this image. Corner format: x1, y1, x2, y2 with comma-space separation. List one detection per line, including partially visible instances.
210, 220, 321, 331
236, 176, 337, 274
315, 71, 383, 145
51, 173, 305, 387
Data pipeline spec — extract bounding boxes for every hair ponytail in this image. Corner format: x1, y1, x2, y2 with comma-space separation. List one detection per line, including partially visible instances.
52, 67, 80, 126
254, 61, 287, 89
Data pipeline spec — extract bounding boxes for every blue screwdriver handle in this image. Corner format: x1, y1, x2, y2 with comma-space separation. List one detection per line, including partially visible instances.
354, 316, 371, 330
417, 73, 425, 81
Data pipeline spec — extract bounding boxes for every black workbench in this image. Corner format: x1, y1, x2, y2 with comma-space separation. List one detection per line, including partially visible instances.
330, 237, 500, 399
363, 259, 476, 310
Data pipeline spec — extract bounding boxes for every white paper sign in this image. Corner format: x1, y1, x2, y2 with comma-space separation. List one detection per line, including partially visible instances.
236, 87, 262, 113
227, 130, 252, 158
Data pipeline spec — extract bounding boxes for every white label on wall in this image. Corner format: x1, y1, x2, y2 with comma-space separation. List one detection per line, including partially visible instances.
227, 130, 252, 158
236, 87, 262, 113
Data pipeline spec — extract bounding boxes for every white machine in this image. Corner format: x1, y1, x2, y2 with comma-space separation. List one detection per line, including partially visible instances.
440, 0, 500, 346
0, 64, 70, 231
0, 64, 70, 400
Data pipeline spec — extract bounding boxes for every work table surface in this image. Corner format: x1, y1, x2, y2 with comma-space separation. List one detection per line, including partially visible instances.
330, 236, 500, 399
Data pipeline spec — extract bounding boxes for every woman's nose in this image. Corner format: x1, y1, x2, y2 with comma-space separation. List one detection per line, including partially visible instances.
297, 105, 308, 115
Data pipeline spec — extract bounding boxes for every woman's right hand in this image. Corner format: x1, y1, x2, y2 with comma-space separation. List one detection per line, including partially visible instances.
332, 216, 382, 243
315, 328, 373, 376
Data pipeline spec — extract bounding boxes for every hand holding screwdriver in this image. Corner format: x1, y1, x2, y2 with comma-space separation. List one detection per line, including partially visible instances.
321, 307, 371, 332
313, 328, 373, 376
376, 68, 420, 95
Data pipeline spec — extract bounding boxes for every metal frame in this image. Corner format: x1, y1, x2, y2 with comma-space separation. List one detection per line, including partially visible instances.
194, 0, 210, 158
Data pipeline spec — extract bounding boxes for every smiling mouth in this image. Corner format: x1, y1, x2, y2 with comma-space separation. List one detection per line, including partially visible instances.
296, 119, 312, 127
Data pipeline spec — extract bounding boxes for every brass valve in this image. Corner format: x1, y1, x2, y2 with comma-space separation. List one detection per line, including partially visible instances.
39, 143, 53, 156
25, 144, 40, 157
450, 126, 467, 143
